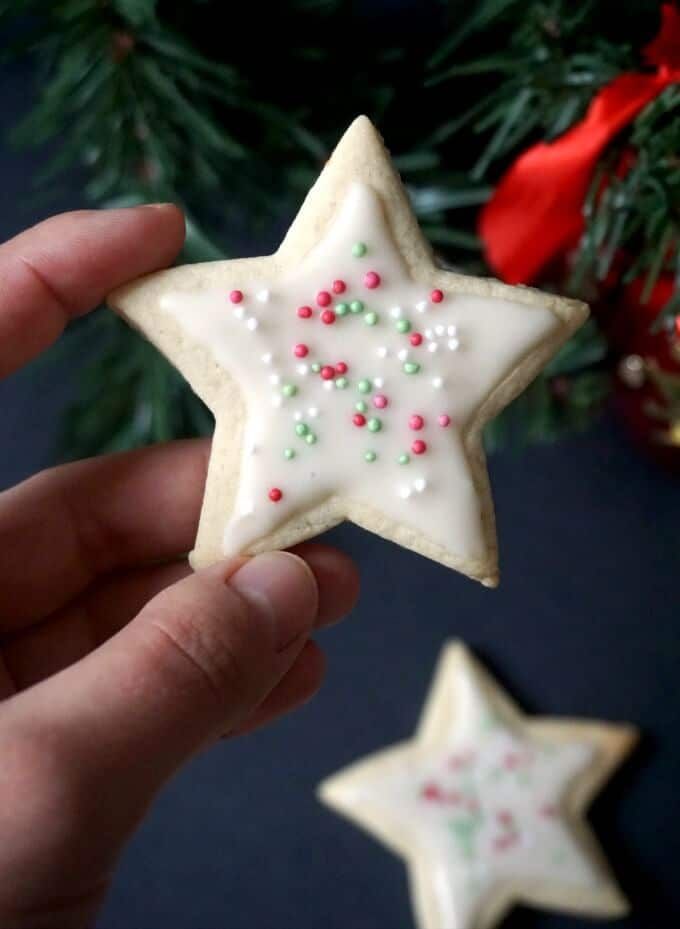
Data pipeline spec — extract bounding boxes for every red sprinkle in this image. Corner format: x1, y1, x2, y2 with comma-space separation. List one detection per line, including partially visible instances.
297, 305, 313, 319
229, 290, 243, 304
317, 290, 332, 307
364, 271, 381, 289
410, 332, 423, 347
353, 413, 366, 427
332, 279, 346, 294
335, 361, 348, 374
373, 394, 388, 409
268, 488, 283, 502
409, 414, 424, 431
430, 288, 444, 303
411, 439, 427, 455
294, 343, 309, 358
438, 414, 451, 427
320, 365, 335, 380
321, 309, 336, 325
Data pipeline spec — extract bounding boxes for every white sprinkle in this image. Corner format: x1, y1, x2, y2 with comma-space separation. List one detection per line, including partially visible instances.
397, 348, 409, 362
233, 306, 245, 320
414, 478, 427, 493
448, 338, 460, 351
377, 346, 389, 358
272, 395, 283, 407
427, 342, 438, 353
246, 316, 258, 331
415, 300, 428, 313
308, 406, 319, 418
256, 288, 270, 303
389, 306, 402, 319
435, 324, 445, 336
269, 373, 281, 385
447, 324, 457, 336
432, 376, 444, 389
373, 377, 384, 388
293, 410, 303, 421
424, 328, 434, 339
323, 380, 334, 391
261, 352, 273, 365
296, 363, 309, 375
398, 485, 412, 500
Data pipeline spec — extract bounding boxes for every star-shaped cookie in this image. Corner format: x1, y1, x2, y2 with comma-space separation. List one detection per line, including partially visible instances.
109, 116, 587, 584
318, 642, 636, 929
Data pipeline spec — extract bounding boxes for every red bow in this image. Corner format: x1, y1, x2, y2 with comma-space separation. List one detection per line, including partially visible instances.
479, 3, 680, 285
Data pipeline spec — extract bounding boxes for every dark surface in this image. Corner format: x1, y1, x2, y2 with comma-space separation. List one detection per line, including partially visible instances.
2, 57, 680, 929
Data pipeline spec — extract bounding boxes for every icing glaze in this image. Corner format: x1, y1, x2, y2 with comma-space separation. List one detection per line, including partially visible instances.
159, 183, 557, 559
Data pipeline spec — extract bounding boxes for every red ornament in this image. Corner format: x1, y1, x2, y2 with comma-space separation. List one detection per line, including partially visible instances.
268, 488, 283, 502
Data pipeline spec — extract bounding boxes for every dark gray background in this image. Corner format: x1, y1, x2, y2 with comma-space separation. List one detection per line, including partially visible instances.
2, 53, 680, 929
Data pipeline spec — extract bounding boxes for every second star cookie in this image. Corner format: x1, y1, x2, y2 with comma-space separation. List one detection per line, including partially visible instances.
109, 116, 588, 585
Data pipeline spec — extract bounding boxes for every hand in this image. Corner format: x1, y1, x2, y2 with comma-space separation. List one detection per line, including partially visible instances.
0, 205, 360, 928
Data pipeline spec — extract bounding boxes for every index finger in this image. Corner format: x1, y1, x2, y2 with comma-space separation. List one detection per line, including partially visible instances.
0, 203, 185, 377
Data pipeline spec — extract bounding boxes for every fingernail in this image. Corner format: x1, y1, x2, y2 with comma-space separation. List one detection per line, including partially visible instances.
138, 202, 175, 210
229, 552, 318, 651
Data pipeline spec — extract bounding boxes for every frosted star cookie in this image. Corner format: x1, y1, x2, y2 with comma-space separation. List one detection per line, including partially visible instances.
109, 116, 588, 584
318, 643, 636, 929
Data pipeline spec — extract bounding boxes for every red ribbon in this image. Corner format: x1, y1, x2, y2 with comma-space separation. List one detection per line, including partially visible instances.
479, 3, 680, 285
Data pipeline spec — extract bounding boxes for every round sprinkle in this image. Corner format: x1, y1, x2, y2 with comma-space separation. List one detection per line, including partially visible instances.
335, 302, 349, 316
269, 488, 283, 502
297, 305, 313, 319
321, 309, 336, 325
396, 319, 411, 334
364, 311, 378, 326
412, 439, 427, 455
335, 376, 348, 389
332, 279, 346, 294
355, 400, 368, 413
367, 417, 382, 433
373, 394, 388, 409
294, 343, 308, 358
430, 289, 444, 303
409, 414, 424, 430
353, 413, 366, 427
317, 290, 332, 307
357, 379, 371, 394
282, 383, 297, 398
284, 448, 296, 460
432, 376, 443, 389
229, 290, 243, 304
295, 423, 309, 437
311, 362, 321, 373
305, 432, 317, 445
410, 332, 423, 346
320, 365, 335, 380
364, 271, 381, 289
398, 453, 410, 465
364, 450, 377, 463
438, 414, 451, 427
335, 361, 348, 374
403, 362, 421, 375
352, 241, 367, 257
350, 300, 364, 314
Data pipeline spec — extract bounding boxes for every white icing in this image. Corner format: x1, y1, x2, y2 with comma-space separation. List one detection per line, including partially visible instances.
160, 183, 557, 559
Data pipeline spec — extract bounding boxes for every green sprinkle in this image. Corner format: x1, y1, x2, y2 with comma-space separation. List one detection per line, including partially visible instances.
282, 383, 297, 398
357, 378, 371, 394
311, 362, 321, 373
305, 432, 317, 445
283, 448, 295, 460
398, 453, 410, 465
364, 450, 377, 463
367, 417, 382, 433
364, 311, 378, 326
355, 400, 368, 413
335, 302, 349, 316
352, 241, 367, 258
295, 423, 309, 437
403, 361, 420, 375
396, 319, 411, 334
335, 376, 348, 389
349, 300, 364, 314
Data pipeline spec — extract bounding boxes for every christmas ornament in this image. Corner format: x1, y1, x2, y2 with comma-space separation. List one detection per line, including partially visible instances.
319, 642, 636, 929
109, 117, 587, 584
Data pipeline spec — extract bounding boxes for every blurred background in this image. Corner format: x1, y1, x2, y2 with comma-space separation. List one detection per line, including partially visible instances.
1, 1, 679, 927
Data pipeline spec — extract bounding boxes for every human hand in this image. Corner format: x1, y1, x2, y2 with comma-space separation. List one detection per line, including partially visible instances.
0, 205, 360, 928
